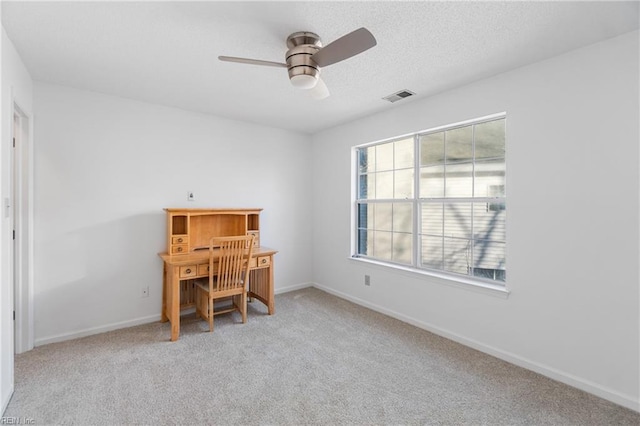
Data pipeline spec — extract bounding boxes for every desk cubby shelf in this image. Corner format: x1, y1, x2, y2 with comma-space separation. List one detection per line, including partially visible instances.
165, 208, 262, 255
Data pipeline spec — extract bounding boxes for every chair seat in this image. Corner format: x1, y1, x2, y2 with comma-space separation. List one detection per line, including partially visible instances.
194, 278, 245, 294
194, 278, 214, 292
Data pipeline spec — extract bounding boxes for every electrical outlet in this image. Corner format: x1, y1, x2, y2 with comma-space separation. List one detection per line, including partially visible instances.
141, 286, 149, 298
364, 275, 371, 286
187, 191, 195, 202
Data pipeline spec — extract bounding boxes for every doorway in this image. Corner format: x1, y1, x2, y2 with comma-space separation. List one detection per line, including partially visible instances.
12, 104, 33, 354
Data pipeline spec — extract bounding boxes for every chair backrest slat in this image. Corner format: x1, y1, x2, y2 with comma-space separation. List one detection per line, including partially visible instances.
208, 235, 255, 292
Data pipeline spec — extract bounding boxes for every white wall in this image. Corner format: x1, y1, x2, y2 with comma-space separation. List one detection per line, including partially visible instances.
311, 31, 640, 410
1, 26, 34, 413
33, 83, 313, 344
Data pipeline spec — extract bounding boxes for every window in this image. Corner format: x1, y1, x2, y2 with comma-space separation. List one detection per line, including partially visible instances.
355, 115, 506, 285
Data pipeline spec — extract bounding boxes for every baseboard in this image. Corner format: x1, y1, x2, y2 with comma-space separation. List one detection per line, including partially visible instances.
35, 314, 161, 347
311, 282, 640, 413
274, 282, 313, 295
1, 384, 14, 416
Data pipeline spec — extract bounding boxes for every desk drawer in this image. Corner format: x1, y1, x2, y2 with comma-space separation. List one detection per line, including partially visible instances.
179, 265, 197, 278
171, 245, 188, 255
197, 263, 216, 275
257, 256, 271, 268
172, 236, 188, 245
247, 231, 260, 247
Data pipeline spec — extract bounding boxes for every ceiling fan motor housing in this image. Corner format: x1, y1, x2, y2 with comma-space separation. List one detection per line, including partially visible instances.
285, 32, 323, 88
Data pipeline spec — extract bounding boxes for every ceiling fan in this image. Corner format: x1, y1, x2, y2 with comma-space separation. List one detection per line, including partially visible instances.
218, 27, 377, 100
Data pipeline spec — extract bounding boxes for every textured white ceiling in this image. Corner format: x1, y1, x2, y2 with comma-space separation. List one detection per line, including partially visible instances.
2, 1, 639, 134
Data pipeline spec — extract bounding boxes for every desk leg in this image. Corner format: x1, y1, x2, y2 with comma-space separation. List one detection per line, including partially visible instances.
161, 263, 168, 323
166, 265, 181, 342
268, 262, 275, 315
248, 265, 275, 315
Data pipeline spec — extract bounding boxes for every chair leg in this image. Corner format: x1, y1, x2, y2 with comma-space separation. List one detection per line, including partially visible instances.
197, 288, 207, 321
208, 297, 214, 332
241, 292, 247, 324
194, 287, 200, 319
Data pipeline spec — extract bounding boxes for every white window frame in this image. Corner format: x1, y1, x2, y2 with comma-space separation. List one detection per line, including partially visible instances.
351, 113, 507, 294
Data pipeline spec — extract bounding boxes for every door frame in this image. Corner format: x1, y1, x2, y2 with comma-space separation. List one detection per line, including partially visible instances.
12, 102, 34, 355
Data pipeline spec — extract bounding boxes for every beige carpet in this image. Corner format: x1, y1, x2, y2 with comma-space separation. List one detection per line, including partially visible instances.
4, 287, 639, 425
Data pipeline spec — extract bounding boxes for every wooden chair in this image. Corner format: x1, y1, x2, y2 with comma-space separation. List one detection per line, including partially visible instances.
194, 234, 255, 332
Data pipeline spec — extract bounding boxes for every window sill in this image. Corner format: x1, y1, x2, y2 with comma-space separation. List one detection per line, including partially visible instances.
349, 256, 510, 299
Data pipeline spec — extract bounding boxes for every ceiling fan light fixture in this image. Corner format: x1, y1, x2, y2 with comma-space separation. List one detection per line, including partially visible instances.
286, 43, 321, 89
290, 73, 318, 89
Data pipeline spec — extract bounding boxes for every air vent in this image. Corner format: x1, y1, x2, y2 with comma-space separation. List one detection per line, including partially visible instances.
383, 90, 415, 103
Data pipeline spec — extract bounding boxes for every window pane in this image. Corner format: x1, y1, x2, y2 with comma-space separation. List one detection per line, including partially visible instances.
473, 268, 506, 282
393, 233, 412, 264
394, 169, 414, 198
359, 173, 375, 199
375, 171, 393, 199
445, 162, 473, 198
393, 203, 413, 233
444, 237, 471, 275
446, 126, 472, 163
420, 132, 444, 165
473, 240, 505, 281
419, 165, 444, 198
373, 231, 392, 260
444, 203, 472, 239
376, 143, 394, 171
375, 203, 393, 231
421, 203, 443, 236
357, 203, 369, 229
474, 159, 505, 198
357, 229, 374, 256
421, 235, 443, 270
475, 119, 505, 160
473, 202, 506, 242
359, 146, 376, 173
394, 138, 414, 169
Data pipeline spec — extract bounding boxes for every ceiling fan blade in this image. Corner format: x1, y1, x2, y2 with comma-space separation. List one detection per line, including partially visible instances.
310, 27, 377, 67
307, 77, 330, 100
218, 56, 287, 68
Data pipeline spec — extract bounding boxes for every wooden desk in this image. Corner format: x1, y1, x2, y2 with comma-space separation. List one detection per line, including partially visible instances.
158, 246, 277, 341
